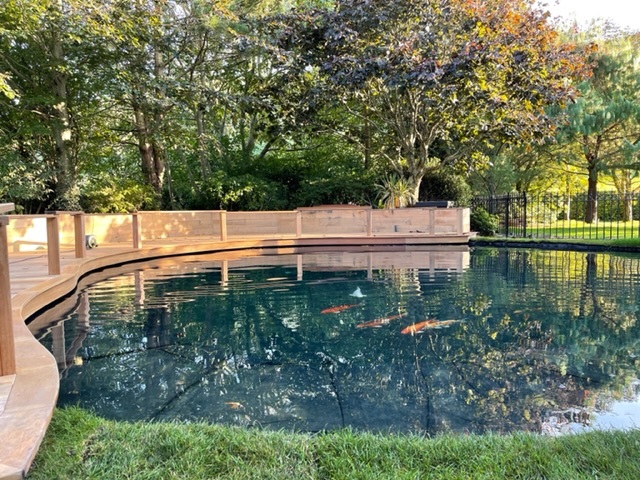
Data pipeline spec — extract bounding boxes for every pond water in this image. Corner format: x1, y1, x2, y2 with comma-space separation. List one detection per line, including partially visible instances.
30, 246, 640, 436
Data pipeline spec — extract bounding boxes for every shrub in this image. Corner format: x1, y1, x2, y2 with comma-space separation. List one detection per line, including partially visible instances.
294, 172, 377, 207
80, 176, 155, 213
191, 171, 288, 211
375, 175, 416, 208
471, 207, 499, 236
419, 169, 472, 206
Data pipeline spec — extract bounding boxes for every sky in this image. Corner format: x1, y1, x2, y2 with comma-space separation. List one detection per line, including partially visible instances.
540, 0, 640, 31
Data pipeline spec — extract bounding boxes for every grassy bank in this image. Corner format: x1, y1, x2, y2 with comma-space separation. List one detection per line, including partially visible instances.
28, 408, 640, 479
471, 236, 640, 250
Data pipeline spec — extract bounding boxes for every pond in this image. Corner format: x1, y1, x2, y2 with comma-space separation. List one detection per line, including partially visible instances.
30, 246, 640, 436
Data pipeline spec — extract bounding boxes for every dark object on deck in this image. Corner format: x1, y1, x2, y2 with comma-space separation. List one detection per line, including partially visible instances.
85, 235, 98, 249
413, 201, 454, 208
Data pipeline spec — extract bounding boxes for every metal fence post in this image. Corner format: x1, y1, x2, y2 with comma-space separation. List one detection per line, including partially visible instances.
523, 193, 527, 238
505, 193, 510, 238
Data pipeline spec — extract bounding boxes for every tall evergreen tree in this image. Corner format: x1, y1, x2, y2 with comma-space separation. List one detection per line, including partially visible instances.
555, 34, 640, 223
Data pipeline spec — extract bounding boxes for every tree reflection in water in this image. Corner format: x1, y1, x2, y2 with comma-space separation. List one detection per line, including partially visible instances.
30, 248, 640, 435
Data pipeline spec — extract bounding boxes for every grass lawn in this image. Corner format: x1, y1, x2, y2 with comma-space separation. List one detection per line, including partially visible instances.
27, 407, 640, 479
472, 235, 640, 249
519, 221, 640, 241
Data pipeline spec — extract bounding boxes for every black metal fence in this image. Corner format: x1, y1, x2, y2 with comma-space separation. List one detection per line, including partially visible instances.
472, 192, 640, 240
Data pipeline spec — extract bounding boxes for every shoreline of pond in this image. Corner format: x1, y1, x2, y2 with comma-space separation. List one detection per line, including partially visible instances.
471, 238, 640, 254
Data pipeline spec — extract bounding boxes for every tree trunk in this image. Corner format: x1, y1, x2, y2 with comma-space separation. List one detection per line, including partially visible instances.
363, 104, 371, 170
131, 44, 166, 202
585, 159, 598, 224
578, 253, 599, 318
564, 196, 570, 221
240, 113, 258, 161
134, 105, 158, 189
151, 47, 166, 195
50, 4, 77, 210
151, 131, 165, 195
196, 105, 211, 179
409, 173, 423, 205
623, 195, 633, 222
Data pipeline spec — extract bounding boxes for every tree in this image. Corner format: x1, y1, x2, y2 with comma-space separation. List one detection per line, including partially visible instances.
555, 34, 640, 223
277, 0, 586, 201
0, 0, 133, 211
0, 0, 79, 209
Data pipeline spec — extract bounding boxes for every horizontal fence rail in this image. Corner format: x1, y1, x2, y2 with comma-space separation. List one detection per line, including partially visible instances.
473, 192, 640, 240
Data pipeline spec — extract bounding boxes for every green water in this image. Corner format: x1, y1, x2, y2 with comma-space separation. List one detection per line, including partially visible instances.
31, 247, 640, 435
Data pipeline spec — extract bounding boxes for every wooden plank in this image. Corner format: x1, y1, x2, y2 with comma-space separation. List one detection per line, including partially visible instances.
0, 204, 15, 214
73, 213, 86, 258
45, 216, 61, 275
132, 213, 142, 249
219, 211, 227, 241
0, 216, 16, 376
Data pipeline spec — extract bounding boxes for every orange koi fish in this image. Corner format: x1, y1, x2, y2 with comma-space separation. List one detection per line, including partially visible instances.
321, 304, 362, 314
401, 319, 460, 335
356, 313, 407, 328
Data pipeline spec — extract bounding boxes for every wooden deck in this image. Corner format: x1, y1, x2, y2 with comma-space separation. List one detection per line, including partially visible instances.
0, 209, 474, 479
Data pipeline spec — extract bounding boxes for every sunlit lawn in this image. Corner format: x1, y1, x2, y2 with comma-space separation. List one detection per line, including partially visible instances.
522, 221, 640, 240
27, 407, 640, 480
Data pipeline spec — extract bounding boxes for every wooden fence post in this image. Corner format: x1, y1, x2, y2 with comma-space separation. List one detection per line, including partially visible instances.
367, 209, 373, 237
0, 216, 16, 376
47, 211, 86, 259
132, 212, 142, 249
73, 212, 86, 258
219, 211, 227, 241
428, 209, 436, 235
46, 215, 61, 275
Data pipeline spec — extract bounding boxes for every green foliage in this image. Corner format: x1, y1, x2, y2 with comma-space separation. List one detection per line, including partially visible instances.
80, 175, 156, 213
294, 171, 377, 207
375, 175, 416, 208
0, 154, 52, 212
0, 0, 607, 213
252, 141, 377, 208
0, 72, 17, 99
243, 153, 309, 208
191, 171, 288, 211
278, 0, 587, 196
471, 207, 500, 236
419, 169, 472, 206
167, 135, 376, 210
